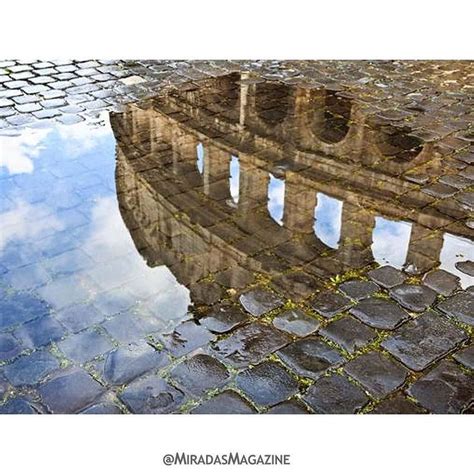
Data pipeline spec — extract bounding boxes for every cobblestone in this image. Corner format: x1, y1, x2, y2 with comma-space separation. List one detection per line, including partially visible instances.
1, 59, 473, 414
319, 316, 377, 353
192, 390, 257, 414
350, 297, 410, 330
303, 374, 369, 414
235, 361, 298, 407
344, 352, 409, 398
39, 368, 104, 413
381, 311, 467, 371
407, 360, 473, 413
277, 337, 345, 379
120, 375, 185, 414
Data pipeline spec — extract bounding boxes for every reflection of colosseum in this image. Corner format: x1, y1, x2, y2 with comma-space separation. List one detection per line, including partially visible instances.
111, 73, 473, 303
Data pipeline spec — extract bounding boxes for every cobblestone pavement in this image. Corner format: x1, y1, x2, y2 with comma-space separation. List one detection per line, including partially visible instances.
0, 60, 473, 414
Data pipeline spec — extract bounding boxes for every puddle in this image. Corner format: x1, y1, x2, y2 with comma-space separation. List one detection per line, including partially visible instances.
0, 71, 473, 413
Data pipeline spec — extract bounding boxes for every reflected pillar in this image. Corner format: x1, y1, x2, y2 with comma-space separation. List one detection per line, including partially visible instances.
404, 224, 444, 274
283, 173, 317, 235
338, 202, 376, 268
238, 154, 269, 214
203, 143, 232, 201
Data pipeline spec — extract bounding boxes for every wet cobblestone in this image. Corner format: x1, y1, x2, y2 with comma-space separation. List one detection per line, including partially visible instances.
1, 60, 473, 414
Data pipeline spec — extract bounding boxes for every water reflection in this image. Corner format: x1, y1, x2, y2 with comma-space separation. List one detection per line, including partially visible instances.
372, 217, 412, 269
314, 193, 342, 249
0, 121, 191, 335
111, 72, 473, 296
267, 174, 285, 226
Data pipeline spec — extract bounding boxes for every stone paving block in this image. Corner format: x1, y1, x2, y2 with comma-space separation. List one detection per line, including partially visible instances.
453, 345, 474, 370
368, 265, 406, 288
310, 291, 352, 319
120, 375, 185, 414
303, 374, 369, 414
199, 305, 250, 333
3, 351, 59, 386
0, 98, 13, 107
0, 292, 51, 331
437, 292, 474, 326
272, 309, 320, 337
0, 107, 15, 118
30, 76, 55, 85
381, 311, 467, 371
102, 312, 149, 344
40, 89, 66, 99
37, 274, 92, 310
214, 266, 254, 288
50, 80, 74, 90
4, 262, 51, 290
389, 284, 437, 312
160, 320, 216, 357
12, 93, 41, 104
55, 303, 105, 333
456, 191, 474, 211
0, 398, 41, 414
54, 72, 76, 81
40, 98, 67, 109
11, 71, 34, 80
15, 102, 42, 113
271, 271, 320, 301
0, 333, 23, 362
170, 353, 230, 396
439, 174, 472, 189
22, 84, 50, 94
370, 394, 425, 414
339, 280, 380, 300
344, 352, 409, 398
103, 341, 169, 385
235, 361, 298, 407
277, 337, 345, 379
422, 183, 458, 198
192, 390, 257, 414
13, 315, 66, 349
423, 269, 460, 296
239, 288, 283, 317
407, 360, 473, 413
32, 108, 61, 119
212, 322, 291, 368
266, 399, 310, 414
319, 315, 377, 353
58, 329, 113, 363
91, 288, 136, 316
80, 402, 122, 414
39, 368, 104, 413
5, 80, 29, 89
455, 260, 474, 276
350, 297, 410, 330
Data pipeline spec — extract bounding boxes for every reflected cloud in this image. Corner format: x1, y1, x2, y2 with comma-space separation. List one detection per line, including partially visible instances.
314, 193, 342, 249
0, 200, 63, 252
267, 173, 285, 225
229, 155, 240, 204
0, 129, 51, 175
372, 217, 412, 269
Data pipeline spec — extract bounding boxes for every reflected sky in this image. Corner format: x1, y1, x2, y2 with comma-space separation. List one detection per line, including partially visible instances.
229, 155, 240, 204
0, 120, 191, 332
267, 173, 285, 226
371, 217, 412, 269
440, 233, 474, 288
196, 142, 204, 174
314, 193, 343, 249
